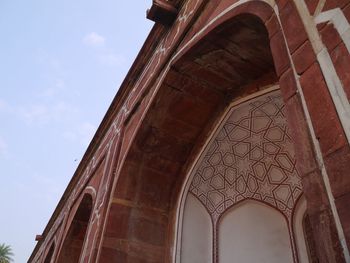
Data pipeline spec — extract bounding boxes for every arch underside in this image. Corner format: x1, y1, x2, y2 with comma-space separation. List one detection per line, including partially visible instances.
101, 12, 288, 261
27, 0, 350, 262
179, 88, 305, 262
57, 194, 93, 263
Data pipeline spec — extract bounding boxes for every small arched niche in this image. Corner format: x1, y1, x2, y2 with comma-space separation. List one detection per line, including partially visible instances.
57, 194, 93, 263
218, 200, 293, 263
180, 193, 213, 263
43, 242, 55, 263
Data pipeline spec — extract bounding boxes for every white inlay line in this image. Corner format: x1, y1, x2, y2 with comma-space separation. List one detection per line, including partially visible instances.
294, 2, 350, 144
315, 8, 350, 53
314, 0, 327, 16
313, 7, 350, 144
294, 1, 350, 261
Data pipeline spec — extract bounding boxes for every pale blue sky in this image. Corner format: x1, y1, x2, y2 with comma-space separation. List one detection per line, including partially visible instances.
0, 1, 153, 262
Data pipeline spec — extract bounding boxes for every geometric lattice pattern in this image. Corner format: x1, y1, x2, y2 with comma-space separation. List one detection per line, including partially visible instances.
189, 90, 303, 222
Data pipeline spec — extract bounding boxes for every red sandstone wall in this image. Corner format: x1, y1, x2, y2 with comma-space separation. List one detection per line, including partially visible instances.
29, 1, 350, 262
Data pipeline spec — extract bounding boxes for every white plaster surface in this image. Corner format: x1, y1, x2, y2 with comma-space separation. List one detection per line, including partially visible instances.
181, 193, 213, 263
218, 201, 294, 263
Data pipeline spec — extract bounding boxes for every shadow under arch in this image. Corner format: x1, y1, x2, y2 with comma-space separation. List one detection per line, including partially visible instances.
56, 193, 93, 263
99, 2, 310, 262
43, 241, 55, 263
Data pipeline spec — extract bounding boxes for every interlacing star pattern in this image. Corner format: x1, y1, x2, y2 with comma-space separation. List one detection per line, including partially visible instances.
189, 90, 303, 222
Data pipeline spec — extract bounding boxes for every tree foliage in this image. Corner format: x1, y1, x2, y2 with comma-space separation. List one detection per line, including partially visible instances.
0, 244, 14, 263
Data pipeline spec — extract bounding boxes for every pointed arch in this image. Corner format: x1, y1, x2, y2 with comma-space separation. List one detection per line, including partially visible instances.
56, 194, 93, 263
180, 193, 213, 263
43, 242, 55, 263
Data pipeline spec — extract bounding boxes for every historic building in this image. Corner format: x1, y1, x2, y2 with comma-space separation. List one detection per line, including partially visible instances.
29, 0, 350, 262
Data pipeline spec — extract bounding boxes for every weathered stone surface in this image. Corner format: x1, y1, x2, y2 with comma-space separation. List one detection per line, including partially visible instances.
104, 203, 131, 240
270, 31, 290, 76
305, 0, 320, 15
292, 40, 316, 75
324, 145, 350, 198
330, 42, 350, 101
29, 1, 350, 262
301, 169, 330, 214
320, 23, 342, 53
265, 14, 280, 38
284, 95, 318, 175
279, 1, 308, 53
344, 3, 350, 21
335, 192, 350, 248
275, 0, 289, 10
308, 208, 346, 263
279, 68, 297, 101
300, 62, 347, 156
323, 0, 350, 11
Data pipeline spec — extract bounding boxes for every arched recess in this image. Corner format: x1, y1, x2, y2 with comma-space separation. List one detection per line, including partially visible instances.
176, 86, 306, 262
181, 193, 213, 263
57, 194, 93, 263
294, 196, 313, 263
43, 242, 55, 263
219, 200, 293, 263
99, 1, 323, 262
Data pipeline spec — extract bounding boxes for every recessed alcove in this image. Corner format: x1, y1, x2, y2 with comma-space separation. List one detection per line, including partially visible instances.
57, 194, 93, 263
100, 11, 310, 263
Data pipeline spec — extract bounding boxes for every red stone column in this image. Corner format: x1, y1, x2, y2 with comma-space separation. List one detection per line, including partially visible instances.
272, 1, 348, 260
79, 130, 123, 263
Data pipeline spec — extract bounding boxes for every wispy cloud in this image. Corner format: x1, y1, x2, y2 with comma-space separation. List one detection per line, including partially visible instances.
38, 79, 66, 98
34, 49, 66, 76
82, 32, 125, 67
19, 104, 48, 123
0, 98, 11, 113
0, 99, 6, 110
1, 90, 79, 127
80, 122, 97, 146
97, 52, 126, 67
83, 32, 106, 47
15, 172, 69, 203
0, 136, 8, 157
18, 101, 78, 124
62, 131, 77, 141
63, 122, 97, 147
